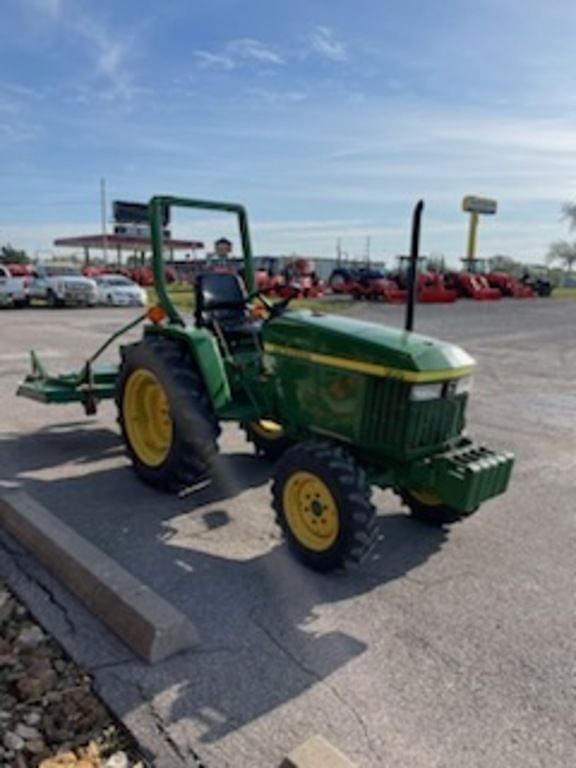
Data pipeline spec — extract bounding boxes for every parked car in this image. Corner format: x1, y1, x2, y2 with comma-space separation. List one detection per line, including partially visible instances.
94, 274, 148, 307
0, 265, 29, 307
28, 265, 98, 307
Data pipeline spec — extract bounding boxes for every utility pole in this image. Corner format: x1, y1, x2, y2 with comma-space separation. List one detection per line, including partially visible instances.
365, 236, 371, 265
100, 177, 108, 264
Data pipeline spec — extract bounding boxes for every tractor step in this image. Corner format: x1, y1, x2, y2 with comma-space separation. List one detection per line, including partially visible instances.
405, 439, 514, 513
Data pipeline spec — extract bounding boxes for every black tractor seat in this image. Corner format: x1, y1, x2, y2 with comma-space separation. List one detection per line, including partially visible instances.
194, 272, 261, 344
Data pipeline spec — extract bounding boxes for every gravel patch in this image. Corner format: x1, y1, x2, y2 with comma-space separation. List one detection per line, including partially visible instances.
0, 582, 144, 768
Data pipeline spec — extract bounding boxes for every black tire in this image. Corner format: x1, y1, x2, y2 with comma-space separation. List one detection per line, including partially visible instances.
242, 419, 292, 460
328, 268, 352, 293
272, 441, 377, 572
13, 298, 29, 309
396, 488, 477, 526
47, 290, 62, 308
116, 336, 220, 491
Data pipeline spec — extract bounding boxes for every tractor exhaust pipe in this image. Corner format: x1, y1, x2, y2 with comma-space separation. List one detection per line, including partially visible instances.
405, 199, 424, 332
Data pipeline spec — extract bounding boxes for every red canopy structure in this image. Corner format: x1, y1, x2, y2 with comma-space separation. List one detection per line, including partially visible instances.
53, 233, 204, 265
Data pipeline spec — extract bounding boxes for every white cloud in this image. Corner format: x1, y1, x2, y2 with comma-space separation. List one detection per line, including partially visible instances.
309, 26, 348, 62
0, 122, 39, 142
242, 87, 308, 107
68, 13, 136, 100
195, 51, 235, 71
24, 0, 137, 101
227, 38, 284, 66
195, 37, 284, 71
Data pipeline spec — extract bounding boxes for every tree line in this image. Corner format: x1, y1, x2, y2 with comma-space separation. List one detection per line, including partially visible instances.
547, 203, 576, 275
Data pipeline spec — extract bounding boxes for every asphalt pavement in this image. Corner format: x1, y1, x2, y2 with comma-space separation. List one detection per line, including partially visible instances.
0, 299, 574, 768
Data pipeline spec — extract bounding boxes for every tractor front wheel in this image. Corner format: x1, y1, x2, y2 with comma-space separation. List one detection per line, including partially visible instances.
397, 488, 477, 526
116, 337, 220, 491
272, 441, 377, 572
242, 419, 292, 459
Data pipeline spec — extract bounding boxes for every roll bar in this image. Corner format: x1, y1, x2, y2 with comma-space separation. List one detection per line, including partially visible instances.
148, 196, 255, 324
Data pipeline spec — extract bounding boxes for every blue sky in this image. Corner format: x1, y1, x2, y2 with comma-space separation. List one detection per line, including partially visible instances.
2, 0, 576, 264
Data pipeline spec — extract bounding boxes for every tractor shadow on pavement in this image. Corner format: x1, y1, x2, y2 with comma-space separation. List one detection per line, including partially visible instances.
0, 421, 124, 483
0, 422, 449, 748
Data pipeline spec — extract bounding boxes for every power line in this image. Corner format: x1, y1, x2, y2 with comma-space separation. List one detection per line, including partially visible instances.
0, 201, 96, 208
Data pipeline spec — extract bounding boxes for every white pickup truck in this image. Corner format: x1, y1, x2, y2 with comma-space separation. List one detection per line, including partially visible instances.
0, 265, 29, 307
28, 265, 98, 307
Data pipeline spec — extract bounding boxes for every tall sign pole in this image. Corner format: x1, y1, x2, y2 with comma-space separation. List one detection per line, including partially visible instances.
462, 195, 497, 264
466, 211, 479, 260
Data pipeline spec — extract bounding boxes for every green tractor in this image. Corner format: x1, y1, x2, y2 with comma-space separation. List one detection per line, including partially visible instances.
18, 196, 513, 572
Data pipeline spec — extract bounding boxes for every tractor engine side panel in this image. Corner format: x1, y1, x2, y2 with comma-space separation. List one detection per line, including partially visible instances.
265, 352, 367, 444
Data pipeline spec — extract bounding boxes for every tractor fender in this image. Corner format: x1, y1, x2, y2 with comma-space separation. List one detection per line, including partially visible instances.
143, 325, 231, 411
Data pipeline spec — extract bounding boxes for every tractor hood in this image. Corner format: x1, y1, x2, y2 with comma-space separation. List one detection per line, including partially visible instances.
263, 310, 474, 382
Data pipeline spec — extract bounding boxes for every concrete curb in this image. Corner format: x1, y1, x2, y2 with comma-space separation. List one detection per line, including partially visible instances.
280, 734, 356, 767
0, 490, 199, 663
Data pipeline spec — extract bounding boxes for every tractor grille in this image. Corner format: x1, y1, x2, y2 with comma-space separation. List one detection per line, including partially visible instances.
362, 378, 467, 457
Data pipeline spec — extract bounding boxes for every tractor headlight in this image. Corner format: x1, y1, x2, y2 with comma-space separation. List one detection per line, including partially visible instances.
410, 382, 444, 401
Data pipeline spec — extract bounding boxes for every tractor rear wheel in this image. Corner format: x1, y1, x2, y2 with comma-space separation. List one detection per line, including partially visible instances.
396, 488, 476, 526
116, 337, 220, 491
242, 419, 292, 459
272, 441, 377, 572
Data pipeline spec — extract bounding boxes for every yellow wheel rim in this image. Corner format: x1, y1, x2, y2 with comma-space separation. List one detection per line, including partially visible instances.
251, 419, 285, 441
283, 471, 339, 552
123, 369, 173, 467
412, 489, 443, 506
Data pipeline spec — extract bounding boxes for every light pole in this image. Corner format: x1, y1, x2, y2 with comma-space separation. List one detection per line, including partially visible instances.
100, 177, 108, 264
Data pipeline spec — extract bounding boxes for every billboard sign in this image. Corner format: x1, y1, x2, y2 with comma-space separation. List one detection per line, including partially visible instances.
462, 196, 498, 215
113, 200, 170, 227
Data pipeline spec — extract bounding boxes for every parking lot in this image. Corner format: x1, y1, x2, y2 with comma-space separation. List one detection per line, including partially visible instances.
0, 299, 575, 768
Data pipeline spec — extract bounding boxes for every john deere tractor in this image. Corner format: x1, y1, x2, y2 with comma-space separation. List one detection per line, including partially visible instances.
18, 196, 513, 572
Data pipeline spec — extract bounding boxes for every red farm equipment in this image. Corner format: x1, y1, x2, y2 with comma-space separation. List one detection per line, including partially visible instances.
329, 267, 407, 303
391, 257, 457, 303
255, 257, 282, 295
445, 260, 501, 300
256, 257, 323, 298
465, 259, 535, 299
486, 271, 534, 298
456, 258, 533, 298
279, 258, 323, 298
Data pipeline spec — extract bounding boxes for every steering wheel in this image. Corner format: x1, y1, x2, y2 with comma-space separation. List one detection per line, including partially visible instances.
250, 289, 297, 319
